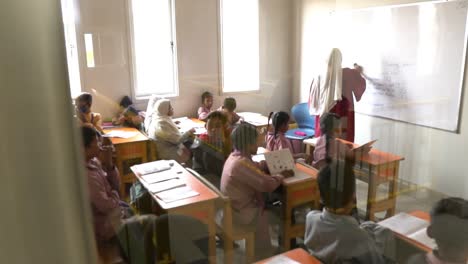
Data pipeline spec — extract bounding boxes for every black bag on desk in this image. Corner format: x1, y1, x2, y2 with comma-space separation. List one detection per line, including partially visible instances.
129, 181, 152, 214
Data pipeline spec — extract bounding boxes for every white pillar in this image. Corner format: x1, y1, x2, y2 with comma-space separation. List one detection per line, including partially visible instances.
0, 0, 97, 263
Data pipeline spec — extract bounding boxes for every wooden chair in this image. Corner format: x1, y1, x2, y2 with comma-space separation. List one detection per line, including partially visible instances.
187, 168, 255, 264
281, 162, 320, 250
147, 139, 158, 161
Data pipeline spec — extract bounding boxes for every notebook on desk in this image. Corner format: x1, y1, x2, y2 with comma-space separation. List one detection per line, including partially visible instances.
379, 212, 436, 249
131, 160, 173, 175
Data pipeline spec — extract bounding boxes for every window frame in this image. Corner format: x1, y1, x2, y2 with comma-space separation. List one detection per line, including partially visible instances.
126, 0, 180, 101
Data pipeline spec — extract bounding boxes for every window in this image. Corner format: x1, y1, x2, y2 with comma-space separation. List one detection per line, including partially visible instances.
128, 0, 179, 99
219, 0, 260, 93
61, 0, 82, 98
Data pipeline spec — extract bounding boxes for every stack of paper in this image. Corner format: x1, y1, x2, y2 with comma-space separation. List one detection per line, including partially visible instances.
173, 117, 206, 134
131, 160, 172, 175
157, 186, 199, 203
147, 178, 185, 193
379, 212, 436, 249
103, 130, 139, 138
238, 112, 269, 126
141, 170, 179, 184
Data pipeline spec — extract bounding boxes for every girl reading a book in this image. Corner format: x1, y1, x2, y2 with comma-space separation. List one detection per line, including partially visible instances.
220, 123, 292, 259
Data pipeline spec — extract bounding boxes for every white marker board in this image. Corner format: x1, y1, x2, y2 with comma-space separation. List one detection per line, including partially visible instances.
334, 0, 468, 132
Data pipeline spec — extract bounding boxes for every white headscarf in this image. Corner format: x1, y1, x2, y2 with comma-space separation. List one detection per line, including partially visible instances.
308, 48, 343, 116
147, 99, 182, 143
144, 94, 159, 134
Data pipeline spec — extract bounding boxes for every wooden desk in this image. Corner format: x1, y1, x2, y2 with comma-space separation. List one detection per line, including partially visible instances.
346, 139, 405, 221
255, 248, 321, 264
303, 137, 404, 221
280, 163, 320, 250
132, 161, 219, 263
172, 116, 206, 135
103, 127, 150, 197
238, 112, 269, 146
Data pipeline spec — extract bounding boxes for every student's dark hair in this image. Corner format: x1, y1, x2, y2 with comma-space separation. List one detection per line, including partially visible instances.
81, 126, 98, 148
223, 97, 237, 111
206, 110, 227, 124
119, 96, 133, 108
123, 106, 139, 117
231, 123, 258, 152
430, 197, 468, 252
76, 92, 93, 105
320, 113, 340, 164
317, 160, 356, 210
201, 91, 213, 102
267, 111, 290, 138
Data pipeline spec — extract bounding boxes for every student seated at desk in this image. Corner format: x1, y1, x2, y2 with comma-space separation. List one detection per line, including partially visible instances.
197, 91, 214, 121
313, 112, 371, 170
147, 98, 195, 165
75, 92, 104, 133
407, 197, 468, 264
220, 123, 292, 258
219, 97, 242, 129
81, 126, 158, 263
112, 96, 145, 130
197, 111, 232, 175
266, 111, 310, 161
304, 159, 395, 263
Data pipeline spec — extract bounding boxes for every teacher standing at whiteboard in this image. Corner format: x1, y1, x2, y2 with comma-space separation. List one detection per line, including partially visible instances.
308, 48, 366, 142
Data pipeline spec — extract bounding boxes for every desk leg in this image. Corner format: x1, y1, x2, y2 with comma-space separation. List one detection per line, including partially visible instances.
281, 188, 292, 251
366, 165, 378, 221
386, 161, 399, 218
207, 209, 216, 264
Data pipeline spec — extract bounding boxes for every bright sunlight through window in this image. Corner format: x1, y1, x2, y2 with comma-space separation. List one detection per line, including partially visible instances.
220, 0, 260, 93
129, 0, 178, 99
61, 0, 82, 98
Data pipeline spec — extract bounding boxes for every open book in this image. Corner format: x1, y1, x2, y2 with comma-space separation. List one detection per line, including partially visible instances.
351, 139, 377, 152
379, 212, 436, 249
264, 149, 295, 175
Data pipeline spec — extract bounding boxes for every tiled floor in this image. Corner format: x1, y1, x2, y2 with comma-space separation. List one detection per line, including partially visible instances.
209, 173, 448, 263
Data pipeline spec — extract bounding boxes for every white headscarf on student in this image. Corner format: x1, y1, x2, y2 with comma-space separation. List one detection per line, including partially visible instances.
144, 94, 159, 134
308, 48, 343, 116
147, 99, 182, 144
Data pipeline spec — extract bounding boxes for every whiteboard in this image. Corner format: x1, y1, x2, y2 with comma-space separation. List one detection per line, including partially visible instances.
334, 0, 468, 132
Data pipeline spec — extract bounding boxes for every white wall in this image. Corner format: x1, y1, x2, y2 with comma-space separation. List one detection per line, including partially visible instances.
75, 0, 294, 119
0, 0, 97, 262
294, 0, 468, 199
